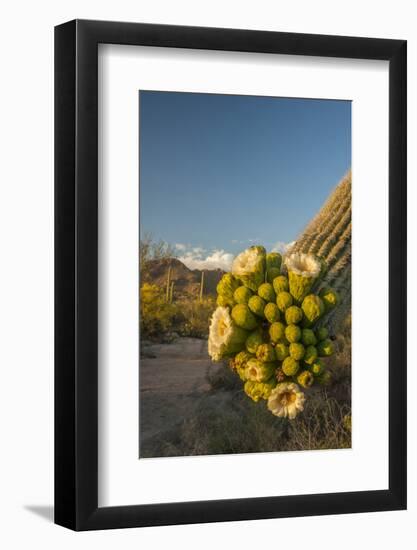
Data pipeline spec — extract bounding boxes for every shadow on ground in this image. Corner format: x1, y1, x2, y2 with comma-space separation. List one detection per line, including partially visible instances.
24, 505, 54, 523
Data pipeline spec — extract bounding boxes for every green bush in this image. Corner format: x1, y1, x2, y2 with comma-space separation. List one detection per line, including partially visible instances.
140, 283, 216, 340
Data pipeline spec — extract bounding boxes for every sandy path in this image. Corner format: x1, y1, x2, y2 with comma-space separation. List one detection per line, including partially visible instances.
139, 337, 224, 455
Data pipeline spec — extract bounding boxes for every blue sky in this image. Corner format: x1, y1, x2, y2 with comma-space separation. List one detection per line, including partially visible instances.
139, 91, 351, 270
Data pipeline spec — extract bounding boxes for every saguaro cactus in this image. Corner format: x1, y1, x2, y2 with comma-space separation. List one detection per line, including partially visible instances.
165, 265, 172, 303
199, 271, 205, 302
291, 171, 351, 333
169, 281, 175, 303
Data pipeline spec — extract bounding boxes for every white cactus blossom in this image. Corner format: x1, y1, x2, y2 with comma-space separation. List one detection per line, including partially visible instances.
267, 382, 305, 419
285, 252, 321, 278
246, 359, 265, 382
231, 246, 266, 291
208, 306, 247, 361
232, 248, 260, 277
208, 306, 233, 361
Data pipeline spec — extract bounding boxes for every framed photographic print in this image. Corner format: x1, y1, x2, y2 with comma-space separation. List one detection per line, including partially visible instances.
55, 20, 407, 530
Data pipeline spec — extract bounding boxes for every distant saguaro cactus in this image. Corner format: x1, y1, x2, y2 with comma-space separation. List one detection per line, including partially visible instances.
291, 171, 351, 333
165, 266, 172, 303
169, 281, 175, 303
199, 271, 205, 302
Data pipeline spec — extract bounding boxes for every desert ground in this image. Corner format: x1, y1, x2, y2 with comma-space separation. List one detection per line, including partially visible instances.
140, 337, 231, 456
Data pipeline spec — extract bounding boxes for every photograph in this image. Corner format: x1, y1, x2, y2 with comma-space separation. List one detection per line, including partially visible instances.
139, 90, 352, 458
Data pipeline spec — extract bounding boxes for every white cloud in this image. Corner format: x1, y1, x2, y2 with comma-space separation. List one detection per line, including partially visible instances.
175, 241, 296, 271
230, 238, 262, 246
178, 248, 234, 271
271, 241, 296, 254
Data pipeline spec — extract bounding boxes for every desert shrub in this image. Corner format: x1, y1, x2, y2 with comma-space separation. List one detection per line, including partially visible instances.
177, 296, 216, 338
140, 283, 181, 338
140, 284, 216, 340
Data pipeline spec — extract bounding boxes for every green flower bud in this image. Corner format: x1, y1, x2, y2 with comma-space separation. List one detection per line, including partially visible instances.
285, 305, 303, 325
216, 273, 239, 307
319, 286, 339, 310
256, 343, 276, 362
245, 329, 264, 354
258, 282, 276, 303
310, 359, 324, 376
317, 369, 332, 386
269, 322, 286, 343
244, 380, 261, 402
301, 294, 325, 325
273, 275, 289, 294
315, 327, 328, 341
234, 350, 254, 381
216, 295, 230, 308
286, 252, 322, 303
285, 324, 301, 343
317, 338, 334, 357
282, 356, 300, 376
275, 341, 290, 361
252, 245, 267, 255
289, 342, 305, 360
235, 365, 248, 382
233, 285, 253, 304
266, 252, 282, 270
301, 328, 317, 346
244, 379, 276, 402
235, 350, 254, 367
231, 246, 266, 291
276, 291, 293, 312
248, 295, 266, 318
304, 345, 318, 365
231, 304, 259, 331
297, 369, 314, 388
245, 358, 276, 382
267, 267, 281, 284
264, 302, 280, 323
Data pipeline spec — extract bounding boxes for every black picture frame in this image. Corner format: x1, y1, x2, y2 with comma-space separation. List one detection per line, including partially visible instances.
55, 19, 407, 531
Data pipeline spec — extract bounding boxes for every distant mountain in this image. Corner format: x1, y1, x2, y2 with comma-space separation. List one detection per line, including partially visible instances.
142, 257, 224, 298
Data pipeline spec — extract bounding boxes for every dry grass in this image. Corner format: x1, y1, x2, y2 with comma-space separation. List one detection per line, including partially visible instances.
143, 385, 351, 457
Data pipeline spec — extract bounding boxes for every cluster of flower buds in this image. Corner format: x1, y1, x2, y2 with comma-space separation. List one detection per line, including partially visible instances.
208, 246, 339, 419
